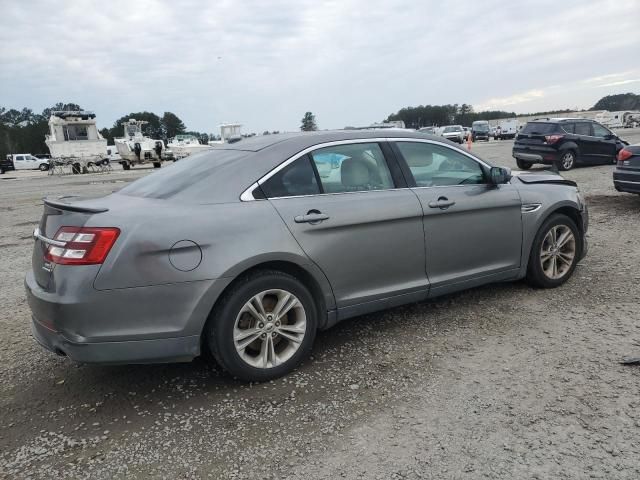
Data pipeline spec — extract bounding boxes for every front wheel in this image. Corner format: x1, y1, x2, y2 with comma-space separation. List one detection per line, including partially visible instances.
526, 214, 581, 288
557, 151, 576, 171
205, 270, 317, 382
39, 163, 49, 171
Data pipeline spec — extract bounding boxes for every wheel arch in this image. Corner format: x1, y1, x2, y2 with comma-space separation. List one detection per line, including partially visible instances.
197, 255, 335, 345
521, 200, 585, 276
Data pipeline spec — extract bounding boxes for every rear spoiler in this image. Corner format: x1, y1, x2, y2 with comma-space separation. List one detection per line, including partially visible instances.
44, 197, 108, 214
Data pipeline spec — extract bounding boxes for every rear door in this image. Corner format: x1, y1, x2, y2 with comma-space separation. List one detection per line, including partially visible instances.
392, 140, 523, 295
262, 141, 428, 311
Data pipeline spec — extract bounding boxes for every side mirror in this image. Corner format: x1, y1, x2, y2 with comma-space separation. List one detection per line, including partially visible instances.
605, 133, 616, 140
490, 166, 512, 184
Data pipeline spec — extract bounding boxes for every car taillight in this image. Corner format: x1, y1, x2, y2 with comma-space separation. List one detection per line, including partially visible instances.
617, 148, 632, 162
544, 135, 564, 144
44, 227, 120, 265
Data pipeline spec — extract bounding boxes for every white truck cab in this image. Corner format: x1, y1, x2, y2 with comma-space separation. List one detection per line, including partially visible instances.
7, 154, 50, 171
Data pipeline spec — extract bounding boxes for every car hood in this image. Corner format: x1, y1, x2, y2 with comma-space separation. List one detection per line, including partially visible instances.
511, 171, 577, 187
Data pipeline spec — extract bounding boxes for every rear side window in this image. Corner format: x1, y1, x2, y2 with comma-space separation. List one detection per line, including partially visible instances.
574, 123, 592, 136
521, 123, 557, 135
259, 156, 320, 198
309, 143, 394, 193
561, 123, 575, 134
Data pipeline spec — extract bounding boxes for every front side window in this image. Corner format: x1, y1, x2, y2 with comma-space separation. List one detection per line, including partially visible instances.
592, 123, 611, 138
396, 142, 485, 187
574, 122, 592, 136
259, 156, 320, 198
309, 143, 394, 193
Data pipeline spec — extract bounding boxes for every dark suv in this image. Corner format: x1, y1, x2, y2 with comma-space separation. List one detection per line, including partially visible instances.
512, 118, 627, 171
0, 155, 15, 174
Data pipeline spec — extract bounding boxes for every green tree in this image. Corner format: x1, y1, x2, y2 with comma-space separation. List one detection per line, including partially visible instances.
161, 112, 186, 138
109, 112, 164, 140
300, 112, 317, 131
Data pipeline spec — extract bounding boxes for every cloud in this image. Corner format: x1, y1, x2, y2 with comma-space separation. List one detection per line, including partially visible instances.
475, 90, 545, 111
0, 0, 639, 132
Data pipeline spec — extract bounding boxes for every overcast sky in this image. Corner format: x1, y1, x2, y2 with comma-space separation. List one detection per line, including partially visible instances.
1, 0, 639, 134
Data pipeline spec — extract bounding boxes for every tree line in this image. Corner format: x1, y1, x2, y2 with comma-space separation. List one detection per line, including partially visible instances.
384, 103, 516, 128
0, 103, 211, 160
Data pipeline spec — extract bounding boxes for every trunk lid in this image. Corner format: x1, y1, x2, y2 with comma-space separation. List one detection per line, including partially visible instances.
32, 197, 108, 290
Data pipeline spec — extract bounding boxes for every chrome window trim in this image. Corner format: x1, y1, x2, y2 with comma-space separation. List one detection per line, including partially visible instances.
239, 137, 493, 201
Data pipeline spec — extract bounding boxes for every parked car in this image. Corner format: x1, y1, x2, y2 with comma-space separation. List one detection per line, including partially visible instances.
613, 144, 640, 194
512, 118, 628, 171
496, 119, 520, 140
418, 127, 437, 135
472, 121, 491, 141
440, 125, 465, 144
26, 130, 588, 381
2, 154, 50, 173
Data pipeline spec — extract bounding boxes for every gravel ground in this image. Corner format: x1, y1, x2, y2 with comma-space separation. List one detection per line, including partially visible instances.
1, 131, 639, 479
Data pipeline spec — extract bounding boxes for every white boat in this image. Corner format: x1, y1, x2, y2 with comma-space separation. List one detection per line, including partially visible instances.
114, 119, 172, 169
209, 123, 243, 145
45, 111, 107, 167
168, 134, 213, 159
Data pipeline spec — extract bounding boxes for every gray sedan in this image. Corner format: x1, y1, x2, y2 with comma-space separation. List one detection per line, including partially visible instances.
25, 130, 588, 381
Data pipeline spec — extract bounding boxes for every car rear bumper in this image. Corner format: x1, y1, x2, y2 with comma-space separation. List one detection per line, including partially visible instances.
30, 316, 200, 364
25, 270, 228, 364
613, 170, 640, 194
513, 147, 560, 164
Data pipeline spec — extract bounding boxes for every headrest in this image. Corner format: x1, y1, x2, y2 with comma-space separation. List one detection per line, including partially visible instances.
341, 157, 373, 188
402, 145, 433, 168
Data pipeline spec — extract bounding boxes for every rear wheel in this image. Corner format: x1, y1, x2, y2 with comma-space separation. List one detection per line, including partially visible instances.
526, 214, 581, 288
205, 270, 317, 382
557, 151, 576, 171
516, 158, 532, 170
153, 162, 161, 169
121, 162, 131, 171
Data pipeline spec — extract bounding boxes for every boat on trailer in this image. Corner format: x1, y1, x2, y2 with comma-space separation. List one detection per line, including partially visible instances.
114, 119, 172, 170
45, 111, 107, 172
167, 134, 213, 159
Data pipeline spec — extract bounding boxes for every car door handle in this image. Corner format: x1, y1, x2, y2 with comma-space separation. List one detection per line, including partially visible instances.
428, 197, 456, 209
294, 212, 330, 224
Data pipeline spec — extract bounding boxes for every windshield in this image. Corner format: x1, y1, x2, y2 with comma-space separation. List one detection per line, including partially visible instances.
443, 126, 461, 133
473, 124, 489, 132
521, 122, 558, 135
118, 149, 250, 200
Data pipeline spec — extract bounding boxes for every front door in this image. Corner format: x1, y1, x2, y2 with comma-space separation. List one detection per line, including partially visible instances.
392, 140, 523, 295
591, 123, 618, 163
261, 142, 428, 309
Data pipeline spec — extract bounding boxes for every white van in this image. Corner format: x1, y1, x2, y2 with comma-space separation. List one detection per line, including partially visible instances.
6, 154, 50, 171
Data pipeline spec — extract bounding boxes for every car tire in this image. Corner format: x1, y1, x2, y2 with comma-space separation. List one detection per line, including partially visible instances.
526, 214, 581, 288
39, 163, 48, 171
557, 150, 576, 171
121, 162, 131, 171
153, 162, 161, 169
516, 159, 532, 170
205, 270, 317, 382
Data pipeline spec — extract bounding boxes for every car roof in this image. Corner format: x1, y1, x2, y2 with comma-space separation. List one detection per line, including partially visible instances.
129, 130, 491, 204
529, 118, 593, 123
212, 129, 437, 153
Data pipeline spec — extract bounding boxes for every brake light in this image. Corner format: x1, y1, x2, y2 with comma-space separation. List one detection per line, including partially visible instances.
544, 134, 564, 144
617, 148, 632, 162
44, 227, 120, 265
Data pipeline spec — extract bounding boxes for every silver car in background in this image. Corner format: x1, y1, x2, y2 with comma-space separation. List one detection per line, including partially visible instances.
26, 130, 588, 381
440, 125, 465, 144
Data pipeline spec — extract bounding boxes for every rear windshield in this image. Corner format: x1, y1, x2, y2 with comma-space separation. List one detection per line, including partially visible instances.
118, 149, 249, 200
521, 122, 558, 135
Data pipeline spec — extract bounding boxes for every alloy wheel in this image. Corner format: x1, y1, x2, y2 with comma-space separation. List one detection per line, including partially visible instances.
233, 289, 307, 369
539, 225, 576, 280
561, 152, 575, 170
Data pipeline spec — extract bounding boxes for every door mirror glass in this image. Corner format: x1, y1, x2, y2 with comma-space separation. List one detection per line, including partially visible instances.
490, 166, 511, 184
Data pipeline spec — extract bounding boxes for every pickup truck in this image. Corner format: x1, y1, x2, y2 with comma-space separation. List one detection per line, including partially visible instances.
2, 154, 50, 174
